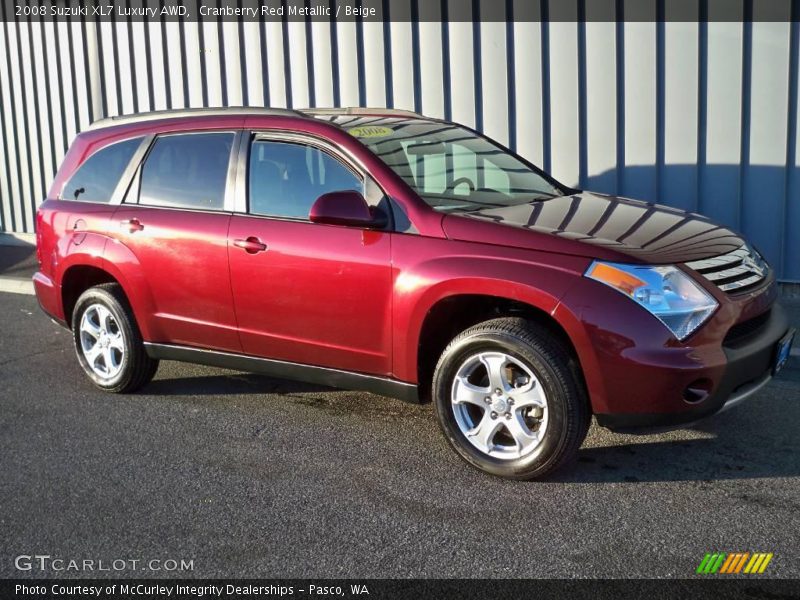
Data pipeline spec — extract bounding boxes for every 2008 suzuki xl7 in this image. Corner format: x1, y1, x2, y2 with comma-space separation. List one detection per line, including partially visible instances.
34, 107, 795, 479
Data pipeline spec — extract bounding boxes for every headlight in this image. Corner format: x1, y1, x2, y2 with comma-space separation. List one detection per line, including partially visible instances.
585, 261, 718, 341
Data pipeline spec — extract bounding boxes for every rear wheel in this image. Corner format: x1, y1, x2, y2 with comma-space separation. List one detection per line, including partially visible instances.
71, 284, 158, 393
432, 317, 589, 480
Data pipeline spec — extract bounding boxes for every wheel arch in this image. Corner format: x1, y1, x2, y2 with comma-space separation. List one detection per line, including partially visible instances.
412, 292, 585, 404
61, 264, 119, 328
59, 256, 155, 340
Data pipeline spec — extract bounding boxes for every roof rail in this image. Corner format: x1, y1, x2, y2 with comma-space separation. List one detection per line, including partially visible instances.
300, 107, 424, 118
86, 106, 308, 131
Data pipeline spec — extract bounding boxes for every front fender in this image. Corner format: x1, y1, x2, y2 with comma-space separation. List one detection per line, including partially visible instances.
391, 235, 590, 383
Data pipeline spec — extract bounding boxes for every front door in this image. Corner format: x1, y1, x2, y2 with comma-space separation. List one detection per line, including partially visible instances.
227, 135, 393, 375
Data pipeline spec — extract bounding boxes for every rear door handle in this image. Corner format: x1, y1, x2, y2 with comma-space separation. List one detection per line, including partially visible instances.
121, 218, 144, 233
233, 236, 268, 254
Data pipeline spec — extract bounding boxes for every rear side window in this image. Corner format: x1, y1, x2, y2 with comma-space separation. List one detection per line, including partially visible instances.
249, 140, 362, 219
139, 132, 234, 210
62, 137, 142, 203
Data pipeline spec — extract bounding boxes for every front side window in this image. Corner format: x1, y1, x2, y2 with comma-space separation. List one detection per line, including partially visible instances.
62, 137, 142, 203
139, 132, 234, 210
248, 140, 362, 219
338, 117, 563, 212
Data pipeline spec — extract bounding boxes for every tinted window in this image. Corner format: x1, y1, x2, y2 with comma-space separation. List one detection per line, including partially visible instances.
62, 137, 142, 203
249, 140, 362, 219
338, 117, 562, 212
139, 132, 234, 210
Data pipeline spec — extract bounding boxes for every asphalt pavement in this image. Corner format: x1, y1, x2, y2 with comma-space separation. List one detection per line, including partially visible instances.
1, 291, 799, 579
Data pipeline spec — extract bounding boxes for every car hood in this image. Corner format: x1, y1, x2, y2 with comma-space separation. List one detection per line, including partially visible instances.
442, 191, 746, 264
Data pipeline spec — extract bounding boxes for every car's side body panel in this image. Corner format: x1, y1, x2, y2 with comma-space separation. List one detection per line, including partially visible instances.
228, 216, 394, 375
109, 205, 240, 352
389, 233, 590, 383
33, 109, 791, 434
34, 198, 119, 323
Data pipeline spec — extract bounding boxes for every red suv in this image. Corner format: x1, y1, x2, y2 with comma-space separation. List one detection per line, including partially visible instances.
34, 107, 794, 479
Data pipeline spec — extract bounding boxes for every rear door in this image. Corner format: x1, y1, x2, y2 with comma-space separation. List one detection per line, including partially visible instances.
227, 133, 393, 375
111, 131, 242, 352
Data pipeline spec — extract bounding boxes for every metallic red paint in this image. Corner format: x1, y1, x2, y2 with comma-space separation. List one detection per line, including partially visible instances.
34, 110, 788, 429
308, 190, 375, 227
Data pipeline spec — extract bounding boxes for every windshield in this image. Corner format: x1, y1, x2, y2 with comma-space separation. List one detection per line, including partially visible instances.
335, 117, 564, 212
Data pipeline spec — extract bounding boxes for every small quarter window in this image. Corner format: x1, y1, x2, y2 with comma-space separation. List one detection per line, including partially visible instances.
248, 140, 362, 219
139, 132, 234, 210
62, 137, 142, 203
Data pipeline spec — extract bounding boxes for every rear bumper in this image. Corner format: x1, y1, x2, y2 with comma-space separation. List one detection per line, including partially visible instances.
595, 304, 790, 433
32, 271, 67, 327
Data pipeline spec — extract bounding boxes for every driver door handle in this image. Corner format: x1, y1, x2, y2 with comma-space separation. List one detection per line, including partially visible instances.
233, 237, 268, 254
121, 218, 144, 233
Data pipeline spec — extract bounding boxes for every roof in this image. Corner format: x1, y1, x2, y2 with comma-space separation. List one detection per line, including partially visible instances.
86, 106, 424, 132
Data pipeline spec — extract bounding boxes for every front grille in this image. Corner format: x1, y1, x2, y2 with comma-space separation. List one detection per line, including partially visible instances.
685, 244, 768, 293
724, 310, 771, 347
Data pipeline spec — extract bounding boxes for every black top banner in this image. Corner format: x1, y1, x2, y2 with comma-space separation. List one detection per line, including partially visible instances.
2, 0, 798, 23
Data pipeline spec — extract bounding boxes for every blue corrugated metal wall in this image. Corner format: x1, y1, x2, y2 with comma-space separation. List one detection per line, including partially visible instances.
0, 2, 798, 280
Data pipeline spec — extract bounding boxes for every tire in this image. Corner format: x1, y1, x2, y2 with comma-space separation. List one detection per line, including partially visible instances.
71, 283, 159, 393
432, 317, 590, 480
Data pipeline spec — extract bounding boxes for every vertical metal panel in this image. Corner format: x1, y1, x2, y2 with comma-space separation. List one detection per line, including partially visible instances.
146, 22, 168, 110
222, 20, 244, 105
418, 17, 445, 118
584, 19, 617, 194
623, 20, 657, 201
479, 18, 509, 147
742, 21, 791, 269
362, 21, 388, 106
702, 21, 742, 227
286, 21, 310, 108
115, 21, 135, 114
0, 13, 797, 281
512, 16, 544, 167
335, 21, 360, 106
264, 21, 287, 107
164, 20, 185, 107
55, 20, 77, 143
786, 15, 800, 281
310, 20, 334, 106
0, 18, 14, 231
202, 20, 223, 105
0, 18, 21, 232
242, 20, 265, 106
446, 18, 476, 128
663, 20, 699, 212
548, 19, 580, 185
10, 19, 34, 231
41, 23, 64, 180
389, 20, 415, 110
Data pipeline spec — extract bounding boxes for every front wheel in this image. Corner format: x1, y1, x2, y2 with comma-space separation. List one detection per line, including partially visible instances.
71, 283, 158, 393
432, 317, 589, 480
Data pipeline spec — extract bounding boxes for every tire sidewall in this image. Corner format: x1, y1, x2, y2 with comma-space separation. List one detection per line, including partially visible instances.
71, 288, 136, 391
433, 331, 571, 478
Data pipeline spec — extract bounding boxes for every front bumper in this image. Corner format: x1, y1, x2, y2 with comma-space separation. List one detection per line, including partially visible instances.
595, 303, 791, 433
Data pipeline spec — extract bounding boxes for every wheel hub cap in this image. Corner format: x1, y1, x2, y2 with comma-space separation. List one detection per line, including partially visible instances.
79, 303, 125, 380
490, 397, 508, 414
450, 351, 549, 460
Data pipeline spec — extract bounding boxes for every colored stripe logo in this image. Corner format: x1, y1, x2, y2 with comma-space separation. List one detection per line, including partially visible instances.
696, 552, 773, 574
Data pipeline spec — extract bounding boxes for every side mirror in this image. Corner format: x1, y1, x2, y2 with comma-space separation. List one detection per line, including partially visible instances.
308, 190, 386, 228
